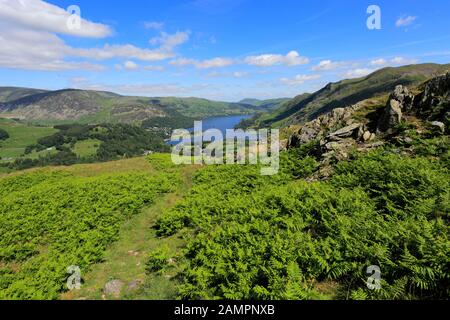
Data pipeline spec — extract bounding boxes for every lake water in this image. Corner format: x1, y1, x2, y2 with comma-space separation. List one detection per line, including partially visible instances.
169, 114, 254, 144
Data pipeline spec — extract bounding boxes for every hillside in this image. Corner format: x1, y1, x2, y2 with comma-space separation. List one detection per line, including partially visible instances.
246, 63, 450, 128
238, 98, 290, 110
0, 88, 267, 125
0, 87, 49, 103
1, 73, 448, 300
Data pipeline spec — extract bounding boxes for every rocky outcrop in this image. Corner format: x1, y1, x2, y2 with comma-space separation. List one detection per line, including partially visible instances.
377, 85, 414, 134
287, 104, 362, 148
286, 72, 449, 172
414, 72, 450, 123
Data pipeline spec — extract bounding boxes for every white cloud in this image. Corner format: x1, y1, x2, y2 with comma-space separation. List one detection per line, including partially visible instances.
344, 68, 374, 78
144, 65, 165, 71
312, 60, 346, 71
245, 51, 309, 67
143, 21, 164, 30
280, 74, 321, 85
206, 71, 248, 78
73, 44, 176, 61
124, 60, 138, 70
390, 56, 418, 65
170, 57, 234, 69
196, 57, 234, 69
396, 16, 417, 27
70, 78, 210, 96
370, 58, 388, 66
369, 56, 418, 67
0, 0, 111, 38
0, 1, 188, 71
149, 31, 190, 52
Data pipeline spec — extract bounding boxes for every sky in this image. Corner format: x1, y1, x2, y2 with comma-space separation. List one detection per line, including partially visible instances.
0, 0, 449, 102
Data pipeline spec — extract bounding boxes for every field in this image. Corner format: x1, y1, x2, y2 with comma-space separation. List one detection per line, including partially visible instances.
0, 119, 57, 161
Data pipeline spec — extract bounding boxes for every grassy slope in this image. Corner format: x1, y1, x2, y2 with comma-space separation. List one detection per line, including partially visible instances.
0, 155, 197, 300
65, 164, 198, 300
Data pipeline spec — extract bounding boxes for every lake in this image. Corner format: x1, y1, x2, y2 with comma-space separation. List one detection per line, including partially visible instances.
169, 114, 254, 144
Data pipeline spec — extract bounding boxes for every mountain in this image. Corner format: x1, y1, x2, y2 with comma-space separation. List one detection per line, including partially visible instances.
0, 87, 49, 103
0, 88, 265, 125
247, 63, 450, 128
238, 98, 290, 110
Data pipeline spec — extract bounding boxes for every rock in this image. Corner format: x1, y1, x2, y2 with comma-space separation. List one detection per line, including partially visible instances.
362, 131, 372, 142
415, 73, 450, 118
430, 121, 445, 134
288, 126, 321, 148
377, 85, 413, 134
126, 280, 143, 292
327, 123, 362, 139
104, 279, 124, 299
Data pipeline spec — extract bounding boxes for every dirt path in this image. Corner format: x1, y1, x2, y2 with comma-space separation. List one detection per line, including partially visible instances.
62, 165, 197, 300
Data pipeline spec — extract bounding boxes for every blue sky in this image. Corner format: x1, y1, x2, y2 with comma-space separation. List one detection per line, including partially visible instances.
0, 0, 449, 101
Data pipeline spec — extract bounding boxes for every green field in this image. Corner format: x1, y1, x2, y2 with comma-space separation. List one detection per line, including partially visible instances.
72, 139, 101, 158
0, 119, 57, 161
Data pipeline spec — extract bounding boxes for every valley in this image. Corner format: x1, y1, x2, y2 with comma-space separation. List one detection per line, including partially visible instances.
0, 63, 449, 300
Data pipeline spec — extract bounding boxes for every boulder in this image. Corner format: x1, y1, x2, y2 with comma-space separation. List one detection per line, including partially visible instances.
327, 123, 362, 139
362, 131, 372, 142
377, 85, 413, 134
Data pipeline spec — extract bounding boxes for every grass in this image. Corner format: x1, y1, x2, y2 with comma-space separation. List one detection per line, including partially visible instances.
0, 119, 57, 161
59, 161, 198, 300
72, 139, 101, 158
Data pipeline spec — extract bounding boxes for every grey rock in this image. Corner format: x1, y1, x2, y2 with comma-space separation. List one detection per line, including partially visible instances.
104, 279, 124, 298
327, 123, 362, 139
126, 280, 143, 292
377, 85, 413, 134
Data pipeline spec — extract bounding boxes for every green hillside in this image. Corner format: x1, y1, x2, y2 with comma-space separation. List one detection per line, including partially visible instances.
0, 88, 263, 126
247, 63, 450, 128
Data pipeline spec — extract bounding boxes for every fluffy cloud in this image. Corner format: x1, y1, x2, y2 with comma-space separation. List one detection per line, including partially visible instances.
280, 74, 321, 85
396, 16, 417, 27
312, 60, 346, 71
244, 51, 309, 67
370, 58, 387, 66
123, 60, 139, 70
73, 44, 177, 61
0, 0, 111, 38
344, 68, 374, 78
149, 31, 190, 52
170, 57, 234, 69
70, 77, 210, 96
0, 0, 188, 71
370, 56, 418, 67
206, 71, 248, 78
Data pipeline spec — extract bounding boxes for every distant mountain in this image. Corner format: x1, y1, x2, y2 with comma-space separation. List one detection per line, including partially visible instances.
247, 63, 450, 128
0, 87, 49, 103
239, 98, 290, 110
0, 88, 271, 125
